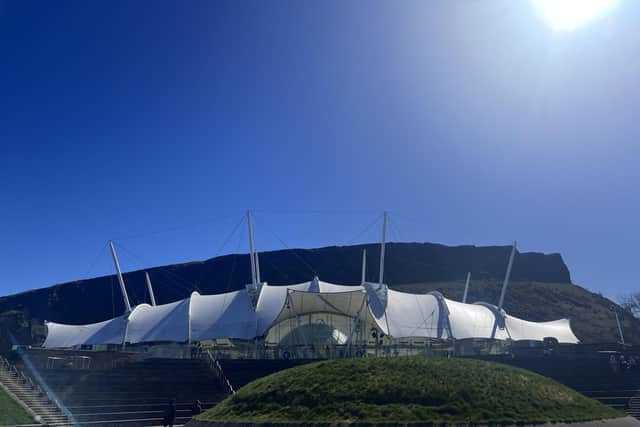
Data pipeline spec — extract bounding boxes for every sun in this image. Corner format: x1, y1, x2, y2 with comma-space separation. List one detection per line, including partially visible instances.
532, 0, 619, 32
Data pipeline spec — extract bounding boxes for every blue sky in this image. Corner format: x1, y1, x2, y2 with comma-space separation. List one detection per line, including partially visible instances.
1, 1, 638, 299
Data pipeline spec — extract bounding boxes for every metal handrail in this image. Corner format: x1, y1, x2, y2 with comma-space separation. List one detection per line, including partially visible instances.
12, 365, 22, 380
1, 355, 54, 405
0, 356, 47, 408
204, 350, 235, 395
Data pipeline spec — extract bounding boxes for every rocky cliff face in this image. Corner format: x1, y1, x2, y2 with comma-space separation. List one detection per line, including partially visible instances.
0, 242, 570, 325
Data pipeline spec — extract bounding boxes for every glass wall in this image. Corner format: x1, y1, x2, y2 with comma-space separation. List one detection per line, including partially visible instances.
266, 312, 367, 345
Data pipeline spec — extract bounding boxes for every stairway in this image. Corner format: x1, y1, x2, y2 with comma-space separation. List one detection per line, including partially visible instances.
20, 357, 228, 427
0, 357, 72, 427
628, 395, 640, 419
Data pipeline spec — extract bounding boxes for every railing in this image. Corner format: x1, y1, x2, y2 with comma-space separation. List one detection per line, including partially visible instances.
0, 355, 48, 401
203, 350, 235, 395
199, 340, 455, 361
627, 392, 640, 417
7, 350, 78, 426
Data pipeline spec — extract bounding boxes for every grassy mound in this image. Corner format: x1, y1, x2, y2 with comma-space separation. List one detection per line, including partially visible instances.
200, 357, 622, 424
0, 387, 32, 425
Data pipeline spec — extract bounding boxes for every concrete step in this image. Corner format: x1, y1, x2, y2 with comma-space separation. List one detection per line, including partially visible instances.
24, 405, 58, 413
9, 394, 50, 404
1, 371, 72, 426
67, 401, 217, 414
11, 398, 51, 407
42, 382, 219, 390
0, 380, 35, 389
49, 388, 217, 397
54, 392, 222, 400
53, 394, 221, 406
11, 394, 50, 401
38, 417, 67, 423
579, 388, 640, 394
67, 415, 193, 427
48, 389, 217, 396
33, 414, 64, 419
72, 408, 195, 422
41, 417, 70, 422
48, 388, 214, 397
8, 388, 45, 395
0, 385, 36, 394
15, 357, 224, 427
587, 395, 635, 402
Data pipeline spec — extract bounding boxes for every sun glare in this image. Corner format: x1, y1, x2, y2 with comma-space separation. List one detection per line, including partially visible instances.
533, 0, 619, 32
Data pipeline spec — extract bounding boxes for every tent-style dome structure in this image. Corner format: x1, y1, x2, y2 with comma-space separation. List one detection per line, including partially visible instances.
42, 213, 579, 349
42, 278, 579, 348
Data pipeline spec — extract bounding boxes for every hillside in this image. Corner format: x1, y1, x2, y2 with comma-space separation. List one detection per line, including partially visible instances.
0, 241, 635, 348
0, 242, 569, 325
200, 357, 621, 424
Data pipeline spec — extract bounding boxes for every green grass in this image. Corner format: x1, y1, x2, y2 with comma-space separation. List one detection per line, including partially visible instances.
0, 387, 33, 426
199, 357, 622, 424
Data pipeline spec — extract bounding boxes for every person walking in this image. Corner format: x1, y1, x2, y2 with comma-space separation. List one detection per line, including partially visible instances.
191, 400, 203, 417
163, 399, 176, 427
610, 354, 619, 374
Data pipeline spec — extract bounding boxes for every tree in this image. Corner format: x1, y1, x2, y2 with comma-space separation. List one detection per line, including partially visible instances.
618, 293, 640, 318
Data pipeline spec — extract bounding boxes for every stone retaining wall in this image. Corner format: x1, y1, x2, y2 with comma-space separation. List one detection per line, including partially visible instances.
186, 416, 640, 427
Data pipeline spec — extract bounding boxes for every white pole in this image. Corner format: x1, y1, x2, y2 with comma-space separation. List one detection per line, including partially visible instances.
247, 211, 257, 285
379, 212, 388, 285
361, 250, 367, 285
255, 251, 262, 284
498, 242, 517, 310
108, 240, 132, 314
462, 272, 471, 304
145, 272, 157, 306
614, 308, 625, 344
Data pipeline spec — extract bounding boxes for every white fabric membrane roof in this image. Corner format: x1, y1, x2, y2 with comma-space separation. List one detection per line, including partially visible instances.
43, 279, 579, 348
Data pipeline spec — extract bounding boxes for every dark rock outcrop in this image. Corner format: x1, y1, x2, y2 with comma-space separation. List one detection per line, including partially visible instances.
0, 242, 570, 326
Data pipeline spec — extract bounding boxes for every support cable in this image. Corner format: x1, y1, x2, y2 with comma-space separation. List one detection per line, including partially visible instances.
345, 214, 382, 246
260, 255, 290, 282
114, 242, 200, 297
223, 236, 243, 293
388, 217, 402, 243
106, 214, 246, 302
409, 294, 438, 338
110, 276, 115, 318
113, 213, 240, 241
82, 242, 109, 279
257, 213, 317, 277
252, 209, 379, 216
213, 215, 245, 258
272, 233, 317, 277
114, 242, 197, 292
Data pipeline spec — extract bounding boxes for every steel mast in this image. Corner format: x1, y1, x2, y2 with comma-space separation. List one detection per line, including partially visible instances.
145, 272, 157, 306
247, 211, 257, 285
498, 242, 517, 311
108, 240, 132, 314
462, 272, 471, 304
379, 212, 388, 285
